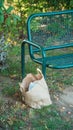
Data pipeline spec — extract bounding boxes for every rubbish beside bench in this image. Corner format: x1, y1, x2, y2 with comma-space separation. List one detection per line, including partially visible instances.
21, 10, 73, 78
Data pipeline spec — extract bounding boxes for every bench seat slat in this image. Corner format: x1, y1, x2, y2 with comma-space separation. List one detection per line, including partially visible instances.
35, 53, 73, 69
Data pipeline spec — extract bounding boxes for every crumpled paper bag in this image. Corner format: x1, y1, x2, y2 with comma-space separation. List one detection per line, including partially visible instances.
19, 69, 52, 109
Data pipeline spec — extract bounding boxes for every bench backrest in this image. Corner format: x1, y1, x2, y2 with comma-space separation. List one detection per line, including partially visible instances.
27, 10, 73, 53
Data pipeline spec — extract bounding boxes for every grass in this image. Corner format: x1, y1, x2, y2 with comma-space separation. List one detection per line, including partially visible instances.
0, 44, 73, 130
0, 104, 73, 130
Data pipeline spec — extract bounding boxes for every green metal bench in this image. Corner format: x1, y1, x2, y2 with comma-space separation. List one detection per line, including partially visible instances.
21, 10, 73, 78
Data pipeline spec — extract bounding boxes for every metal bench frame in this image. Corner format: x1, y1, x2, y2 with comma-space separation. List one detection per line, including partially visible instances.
21, 10, 73, 78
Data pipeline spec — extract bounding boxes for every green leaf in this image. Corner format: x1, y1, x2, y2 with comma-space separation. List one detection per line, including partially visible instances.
0, 14, 4, 23
5, 17, 11, 26
13, 17, 17, 25
12, 14, 21, 21
0, 0, 4, 7
0, 9, 3, 15
6, 6, 14, 14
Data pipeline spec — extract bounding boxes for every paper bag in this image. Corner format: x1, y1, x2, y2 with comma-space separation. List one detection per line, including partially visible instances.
19, 69, 52, 109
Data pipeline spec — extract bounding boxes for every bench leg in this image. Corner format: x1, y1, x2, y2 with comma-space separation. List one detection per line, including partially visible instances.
42, 63, 46, 79
21, 42, 25, 79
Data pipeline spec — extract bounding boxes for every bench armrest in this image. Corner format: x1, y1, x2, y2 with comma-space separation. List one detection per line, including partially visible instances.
22, 39, 46, 58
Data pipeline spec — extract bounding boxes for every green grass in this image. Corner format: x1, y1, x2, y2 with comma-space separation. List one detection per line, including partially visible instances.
2, 85, 19, 96
0, 105, 73, 130
0, 45, 21, 76
0, 44, 73, 130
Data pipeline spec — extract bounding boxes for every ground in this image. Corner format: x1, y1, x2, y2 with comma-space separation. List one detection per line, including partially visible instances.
0, 72, 73, 129
53, 87, 73, 120
0, 46, 73, 129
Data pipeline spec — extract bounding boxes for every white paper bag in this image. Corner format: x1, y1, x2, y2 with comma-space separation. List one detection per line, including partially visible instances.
19, 69, 52, 109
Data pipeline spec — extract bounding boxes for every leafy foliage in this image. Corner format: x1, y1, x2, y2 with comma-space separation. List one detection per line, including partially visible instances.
0, 0, 21, 44
0, 0, 20, 25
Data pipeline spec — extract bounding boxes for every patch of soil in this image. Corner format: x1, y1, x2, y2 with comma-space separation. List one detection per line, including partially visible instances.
60, 87, 73, 105
0, 75, 17, 86
53, 87, 73, 120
